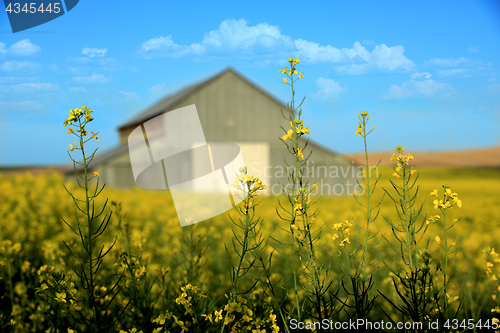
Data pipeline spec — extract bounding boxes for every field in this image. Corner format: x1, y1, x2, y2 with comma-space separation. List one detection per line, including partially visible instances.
1, 61, 500, 333
1, 165, 499, 332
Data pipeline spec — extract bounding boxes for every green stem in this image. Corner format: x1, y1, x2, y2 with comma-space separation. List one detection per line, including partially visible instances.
290, 75, 302, 323
362, 122, 371, 281
80, 119, 97, 331
443, 208, 448, 315
221, 193, 252, 333
402, 166, 414, 272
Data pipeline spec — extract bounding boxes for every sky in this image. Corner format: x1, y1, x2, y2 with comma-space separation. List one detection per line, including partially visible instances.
0, 0, 499, 166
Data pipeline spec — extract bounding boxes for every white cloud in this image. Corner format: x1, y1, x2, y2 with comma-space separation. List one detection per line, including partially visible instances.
0, 76, 38, 83
436, 68, 470, 77
68, 87, 87, 93
149, 82, 169, 95
120, 90, 139, 100
0, 40, 41, 57
335, 42, 414, 74
370, 44, 414, 71
0, 60, 42, 71
341, 41, 370, 62
82, 47, 107, 57
0, 100, 43, 110
138, 19, 414, 75
424, 57, 472, 67
313, 77, 346, 101
294, 39, 347, 62
202, 19, 293, 50
141, 36, 204, 58
141, 19, 293, 58
72, 73, 112, 84
7, 39, 41, 56
142, 36, 178, 51
11, 82, 59, 93
385, 72, 451, 99
468, 46, 479, 53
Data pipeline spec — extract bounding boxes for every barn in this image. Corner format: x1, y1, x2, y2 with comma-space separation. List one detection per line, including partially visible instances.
84, 68, 359, 196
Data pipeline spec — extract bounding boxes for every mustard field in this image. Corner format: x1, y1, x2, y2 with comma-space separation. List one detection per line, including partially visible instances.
0, 167, 499, 332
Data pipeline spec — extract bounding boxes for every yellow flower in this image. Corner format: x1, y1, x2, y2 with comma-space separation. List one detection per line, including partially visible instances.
282, 129, 294, 141
435, 236, 441, 245
94, 172, 100, 177
282, 77, 288, 84
296, 148, 304, 159
67, 128, 75, 134
298, 72, 305, 79
332, 234, 339, 240
288, 58, 299, 66
430, 189, 438, 197
339, 237, 350, 246
279, 68, 287, 74
433, 199, 441, 209
90, 130, 99, 141
297, 126, 310, 135
355, 126, 362, 135
55, 292, 67, 303
215, 309, 223, 322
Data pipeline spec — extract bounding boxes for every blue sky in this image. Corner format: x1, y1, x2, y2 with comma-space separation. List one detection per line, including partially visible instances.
0, 0, 499, 165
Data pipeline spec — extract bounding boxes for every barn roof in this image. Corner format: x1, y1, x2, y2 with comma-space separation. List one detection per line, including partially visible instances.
118, 67, 289, 130
66, 68, 356, 175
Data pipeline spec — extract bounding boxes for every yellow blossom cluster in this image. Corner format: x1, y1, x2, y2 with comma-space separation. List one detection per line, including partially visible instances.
64, 106, 99, 152
63, 106, 94, 129
232, 167, 267, 199
282, 118, 310, 160
431, 185, 462, 210
35, 265, 81, 314
355, 111, 375, 136
333, 220, 352, 247
152, 309, 187, 333
426, 215, 441, 225
292, 195, 312, 218
203, 295, 278, 333
282, 118, 310, 148
390, 146, 415, 177
486, 248, 499, 281
483, 248, 500, 325
175, 284, 204, 316
279, 57, 304, 84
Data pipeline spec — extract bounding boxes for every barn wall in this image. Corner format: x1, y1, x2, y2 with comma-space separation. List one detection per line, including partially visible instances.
101, 70, 359, 195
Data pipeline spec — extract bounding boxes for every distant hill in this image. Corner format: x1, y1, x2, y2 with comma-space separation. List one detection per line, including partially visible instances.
344, 146, 500, 168
0, 165, 67, 175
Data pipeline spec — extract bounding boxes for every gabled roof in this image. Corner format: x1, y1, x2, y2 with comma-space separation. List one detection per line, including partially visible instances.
83, 67, 354, 174
118, 67, 289, 130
